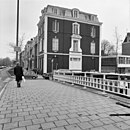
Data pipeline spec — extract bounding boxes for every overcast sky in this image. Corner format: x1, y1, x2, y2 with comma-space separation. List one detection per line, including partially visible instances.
0, 0, 130, 59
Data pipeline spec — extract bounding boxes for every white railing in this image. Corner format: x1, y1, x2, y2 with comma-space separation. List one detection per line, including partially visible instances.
53, 71, 130, 98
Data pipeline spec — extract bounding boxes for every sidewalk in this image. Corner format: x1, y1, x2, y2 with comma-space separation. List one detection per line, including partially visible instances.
0, 78, 130, 130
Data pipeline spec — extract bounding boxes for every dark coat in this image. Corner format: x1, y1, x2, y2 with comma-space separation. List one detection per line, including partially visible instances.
14, 65, 24, 81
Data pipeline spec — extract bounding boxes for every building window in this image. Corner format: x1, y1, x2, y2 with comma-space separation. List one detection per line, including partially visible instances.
90, 40, 95, 54
52, 8, 57, 14
91, 26, 96, 38
73, 40, 78, 52
39, 38, 42, 52
119, 57, 125, 64
72, 22, 80, 35
70, 58, 80, 61
72, 9, 79, 18
52, 20, 59, 33
52, 37, 59, 52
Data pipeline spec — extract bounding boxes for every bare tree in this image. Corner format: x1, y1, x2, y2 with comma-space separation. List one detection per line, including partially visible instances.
114, 27, 121, 55
8, 33, 25, 54
101, 39, 115, 55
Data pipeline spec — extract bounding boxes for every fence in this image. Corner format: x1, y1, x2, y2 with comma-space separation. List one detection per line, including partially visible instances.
53, 71, 130, 98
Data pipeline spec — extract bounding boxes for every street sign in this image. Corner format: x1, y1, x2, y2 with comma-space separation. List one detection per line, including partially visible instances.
14, 46, 21, 52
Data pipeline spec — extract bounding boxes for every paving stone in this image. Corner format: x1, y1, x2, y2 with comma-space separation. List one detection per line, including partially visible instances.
77, 121, 93, 129
3, 122, 18, 130
23, 107, 33, 112
78, 116, 91, 122
100, 117, 115, 124
12, 116, 24, 122
26, 124, 41, 130
24, 114, 37, 120
41, 122, 56, 129
32, 118, 45, 124
58, 110, 69, 115
33, 106, 43, 111
18, 106, 27, 109
114, 122, 130, 130
12, 109, 23, 113
66, 118, 80, 124
0, 118, 11, 124
6, 112, 17, 118
7, 106, 17, 110
88, 114, 100, 120
54, 120, 68, 127
51, 127, 66, 130
19, 120, 32, 127
65, 124, 82, 130
18, 111, 29, 116
11, 127, 26, 130
89, 119, 104, 127
124, 120, 130, 125
0, 124, 3, 130
110, 116, 124, 122
36, 113, 48, 118
0, 107, 7, 111
67, 113, 79, 118
103, 124, 121, 130
40, 109, 51, 113
45, 116, 58, 122
90, 126, 106, 130
57, 114, 69, 120
48, 112, 59, 116
0, 114, 5, 119
29, 110, 40, 115
51, 108, 60, 112
1, 110, 11, 114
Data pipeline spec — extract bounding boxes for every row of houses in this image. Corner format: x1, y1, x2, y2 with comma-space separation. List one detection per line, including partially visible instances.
19, 5, 130, 74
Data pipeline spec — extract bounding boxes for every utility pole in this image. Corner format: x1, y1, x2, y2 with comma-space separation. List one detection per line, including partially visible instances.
16, 0, 19, 61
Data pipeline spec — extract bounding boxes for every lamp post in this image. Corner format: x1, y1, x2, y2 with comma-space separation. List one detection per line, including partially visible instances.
51, 55, 56, 73
16, 0, 19, 61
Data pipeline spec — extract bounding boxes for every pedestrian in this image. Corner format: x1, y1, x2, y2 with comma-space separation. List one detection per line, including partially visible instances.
14, 62, 24, 87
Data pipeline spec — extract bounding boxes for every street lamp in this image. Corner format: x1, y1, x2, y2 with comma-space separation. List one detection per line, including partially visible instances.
16, 0, 19, 61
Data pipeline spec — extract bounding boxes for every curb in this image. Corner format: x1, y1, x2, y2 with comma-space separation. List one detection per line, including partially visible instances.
0, 78, 12, 100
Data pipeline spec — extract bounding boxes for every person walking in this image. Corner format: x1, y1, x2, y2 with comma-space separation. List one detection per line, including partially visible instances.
14, 62, 24, 87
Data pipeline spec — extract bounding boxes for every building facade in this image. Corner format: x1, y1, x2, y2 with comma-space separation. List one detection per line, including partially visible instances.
102, 32, 130, 74
37, 5, 102, 74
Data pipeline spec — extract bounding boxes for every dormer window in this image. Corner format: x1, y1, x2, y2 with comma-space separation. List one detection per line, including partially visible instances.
91, 15, 95, 21
52, 8, 57, 14
72, 9, 79, 18
72, 22, 80, 35
91, 26, 96, 38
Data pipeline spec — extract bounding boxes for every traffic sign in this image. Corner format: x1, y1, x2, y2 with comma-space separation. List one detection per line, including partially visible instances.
14, 46, 21, 52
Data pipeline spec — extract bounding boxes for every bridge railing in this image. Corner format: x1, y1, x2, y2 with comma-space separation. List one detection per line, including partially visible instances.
53, 71, 130, 98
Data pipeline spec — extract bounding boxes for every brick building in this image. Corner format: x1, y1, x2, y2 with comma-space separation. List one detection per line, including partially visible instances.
37, 5, 102, 74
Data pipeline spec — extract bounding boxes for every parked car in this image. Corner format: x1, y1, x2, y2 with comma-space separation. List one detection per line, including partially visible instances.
42, 73, 53, 80
23, 69, 38, 79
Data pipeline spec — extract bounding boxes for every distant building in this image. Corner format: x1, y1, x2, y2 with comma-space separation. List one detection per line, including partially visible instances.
37, 5, 102, 74
102, 33, 130, 73
122, 33, 130, 55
